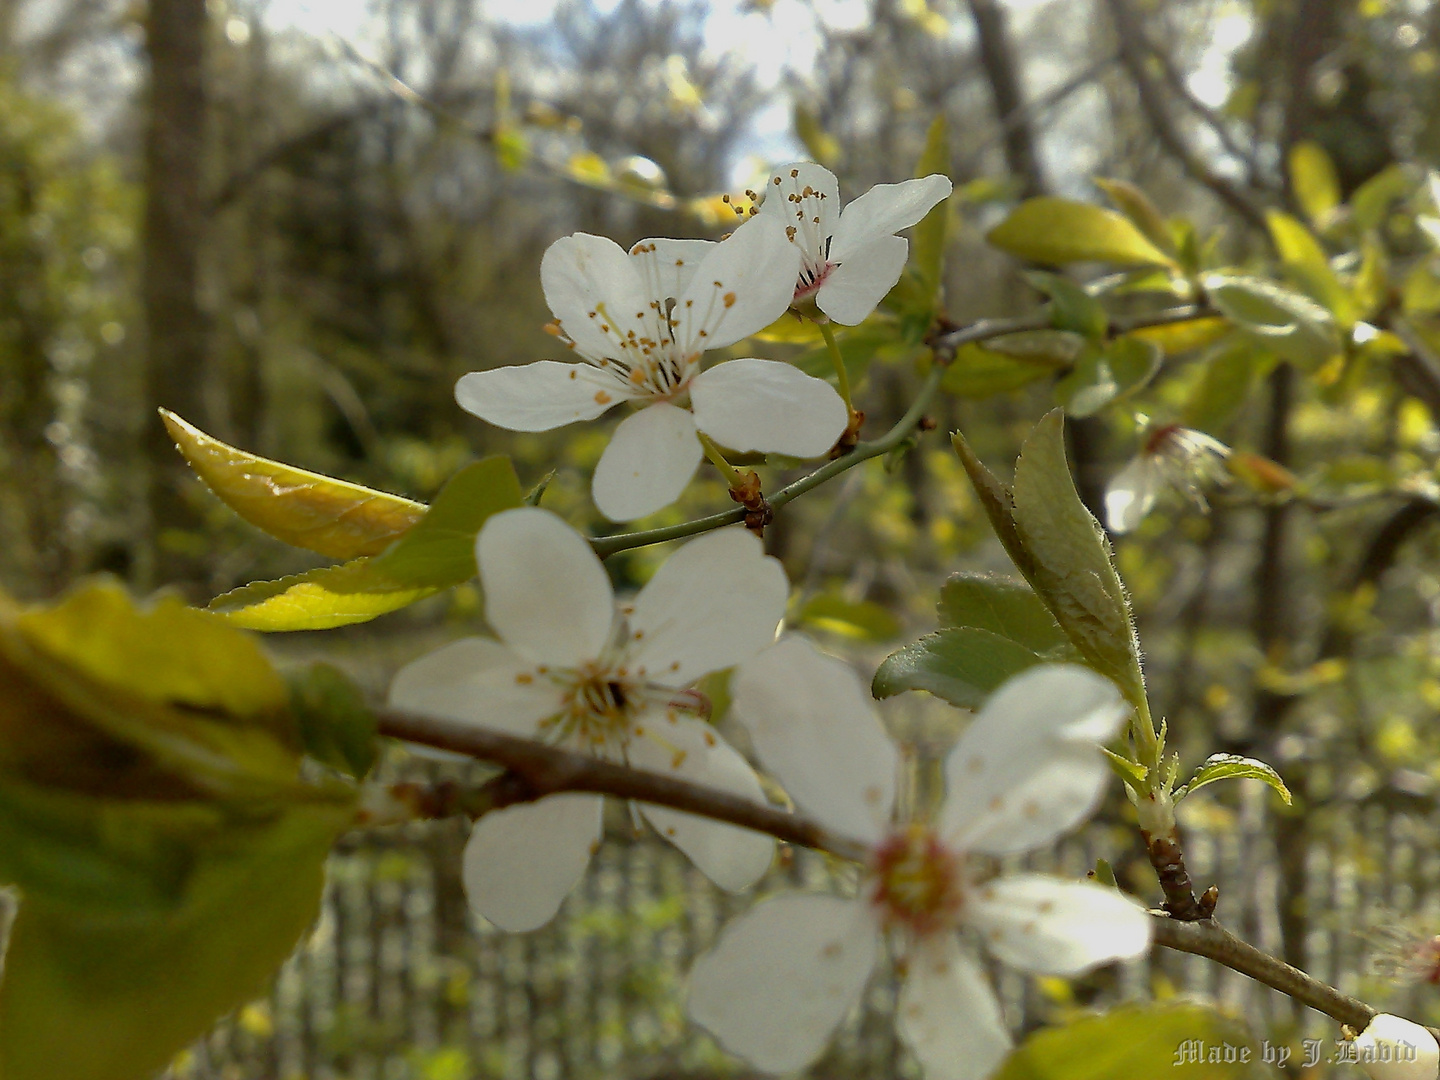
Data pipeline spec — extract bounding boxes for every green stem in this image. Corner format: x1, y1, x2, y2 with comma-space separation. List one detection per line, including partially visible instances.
695, 430, 748, 489
590, 303, 1215, 559
818, 320, 854, 417
592, 362, 946, 558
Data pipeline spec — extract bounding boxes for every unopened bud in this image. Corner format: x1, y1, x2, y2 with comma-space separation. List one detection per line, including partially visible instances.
1354, 1014, 1440, 1080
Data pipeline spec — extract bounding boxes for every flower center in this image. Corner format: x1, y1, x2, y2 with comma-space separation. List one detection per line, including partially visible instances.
542, 660, 644, 753
868, 824, 965, 937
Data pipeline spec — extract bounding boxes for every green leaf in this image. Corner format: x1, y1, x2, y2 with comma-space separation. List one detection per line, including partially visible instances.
937, 572, 1072, 655
987, 197, 1176, 269
1127, 317, 1230, 357
1183, 338, 1273, 432
1204, 273, 1341, 369
209, 456, 523, 631
993, 1003, 1265, 1080
911, 113, 951, 309
287, 663, 378, 781
1009, 412, 1146, 709
162, 410, 426, 560
1054, 336, 1162, 418
1350, 162, 1414, 231
1092, 177, 1175, 256
951, 431, 1038, 584
1288, 141, 1340, 227
942, 332, 1082, 398
0, 800, 349, 1080
872, 627, 1044, 708
1264, 210, 1354, 325
1103, 747, 1148, 794
792, 321, 900, 382
1174, 753, 1292, 804
796, 593, 903, 642
1025, 271, 1109, 339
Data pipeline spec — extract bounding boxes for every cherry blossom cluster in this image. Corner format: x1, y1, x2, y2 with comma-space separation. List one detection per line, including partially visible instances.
391, 162, 1157, 1080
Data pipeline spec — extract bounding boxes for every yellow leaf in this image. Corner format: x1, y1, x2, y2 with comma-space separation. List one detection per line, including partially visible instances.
163, 410, 426, 559
565, 151, 611, 187
1264, 210, 1354, 325
1128, 317, 1229, 355
1092, 177, 1174, 257
1289, 141, 1340, 227
986, 197, 1176, 269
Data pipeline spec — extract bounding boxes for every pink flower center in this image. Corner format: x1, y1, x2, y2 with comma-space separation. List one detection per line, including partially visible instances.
868, 824, 965, 937
793, 259, 835, 302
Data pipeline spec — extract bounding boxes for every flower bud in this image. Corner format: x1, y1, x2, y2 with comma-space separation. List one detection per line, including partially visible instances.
1354, 1014, 1440, 1080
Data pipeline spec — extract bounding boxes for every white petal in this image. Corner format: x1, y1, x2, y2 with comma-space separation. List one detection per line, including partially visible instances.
1355, 1015, 1440, 1080
939, 665, 1128, 854
540, 233, 652, 362
591, 402, 702, 522
631, 237, 715, 301
967, 874, 1152, 976
455, 361, 635, 432
757, 161, 842, 262
629, 713, 774, 891
463, 794, 602, 932
816, 235, 910, 325
674, 213, 801, 352
687, 894, 880, 1074
829, 174, 953, 261
388, 637, 561, 736
628, 526, 788, 688
1104, 456, 1162, 534
896, 935, 1012, 1080
691, 358, 848, 457
477, 507, 615, 667
732, 637, 897, 846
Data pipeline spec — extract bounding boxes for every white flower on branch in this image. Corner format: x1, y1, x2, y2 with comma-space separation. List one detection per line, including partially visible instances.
454, 215, 847, 521
1353, 1014, 1440, 1080
686, 638, 1151, 1080
388, 507, 788, 931
756, 162, 952, 325
1104, 423, 1231, 534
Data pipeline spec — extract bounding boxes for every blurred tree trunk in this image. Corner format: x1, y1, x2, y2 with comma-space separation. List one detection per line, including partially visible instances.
140, 0, 209, 587
965, 0, 1048, 199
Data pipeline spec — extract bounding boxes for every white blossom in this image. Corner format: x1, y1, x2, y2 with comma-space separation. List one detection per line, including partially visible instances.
1104, 423, 1231, 534
1353, 1014, 1440, 1080
388, 507, 788, 931
687, 639, 1151, 1080
454, 215, 847, 521
757, 162, 952, 325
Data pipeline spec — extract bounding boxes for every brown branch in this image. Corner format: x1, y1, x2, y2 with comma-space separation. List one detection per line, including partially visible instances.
374, 703, 1408, 1032
1149, 916, 1390, 1034
1101, 0, 1269, 232
374, 704, 871, 863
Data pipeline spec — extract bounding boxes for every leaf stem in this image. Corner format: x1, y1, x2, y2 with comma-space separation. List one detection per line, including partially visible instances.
695, 430, 749, 490
818, 319, 855, 417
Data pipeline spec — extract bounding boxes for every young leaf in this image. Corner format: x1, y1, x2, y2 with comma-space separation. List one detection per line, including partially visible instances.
911, 113, 951, 307
1025, 271, 1110, 339
950, 432, 1038, 583
872, 627, 1044, 709
1092, 177, 1175, 256
937, 572, 1072, 656
1182, 338, 1273, 432
1009, 411, 1146, 709
1264, 210, 1354, 325
796, 593, 903, 642
1128, 316, 1229, 357
1204, 273, 1341, 369
287, 663, 379, 781
209, 456, 523, 631
1289, 141, 1341, 227
986, 197, 1177, 269
0, 801, 349, 1080
1054, 336, 1162, 418
992, 1003, 1261, 1080
1103, 747, 1149, 795
1174, 753, 1292, 804
162, 410, 426, 559
942, 331, 1082, 398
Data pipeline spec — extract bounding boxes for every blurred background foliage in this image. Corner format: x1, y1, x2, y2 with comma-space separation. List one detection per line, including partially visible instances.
9, 0, 1440, 1074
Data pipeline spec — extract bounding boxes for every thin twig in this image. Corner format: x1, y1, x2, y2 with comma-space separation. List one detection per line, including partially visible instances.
374, 704, 871, 862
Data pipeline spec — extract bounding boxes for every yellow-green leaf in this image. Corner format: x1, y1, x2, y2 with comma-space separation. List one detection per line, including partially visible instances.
1128, 316, 1229, 356
163, 410, 426, 559
796, 593, 902, 642
209, 456, 524, 631
1092, 177, 1175, 256
1204, 273, 1340, 369
1174, 752, 1291, 804
1289, 141, 1340, 227
987, 197, 1176, 269
912, 113, 951, 308
873, 627, 1044, 708
1264, 210, 1354, 325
